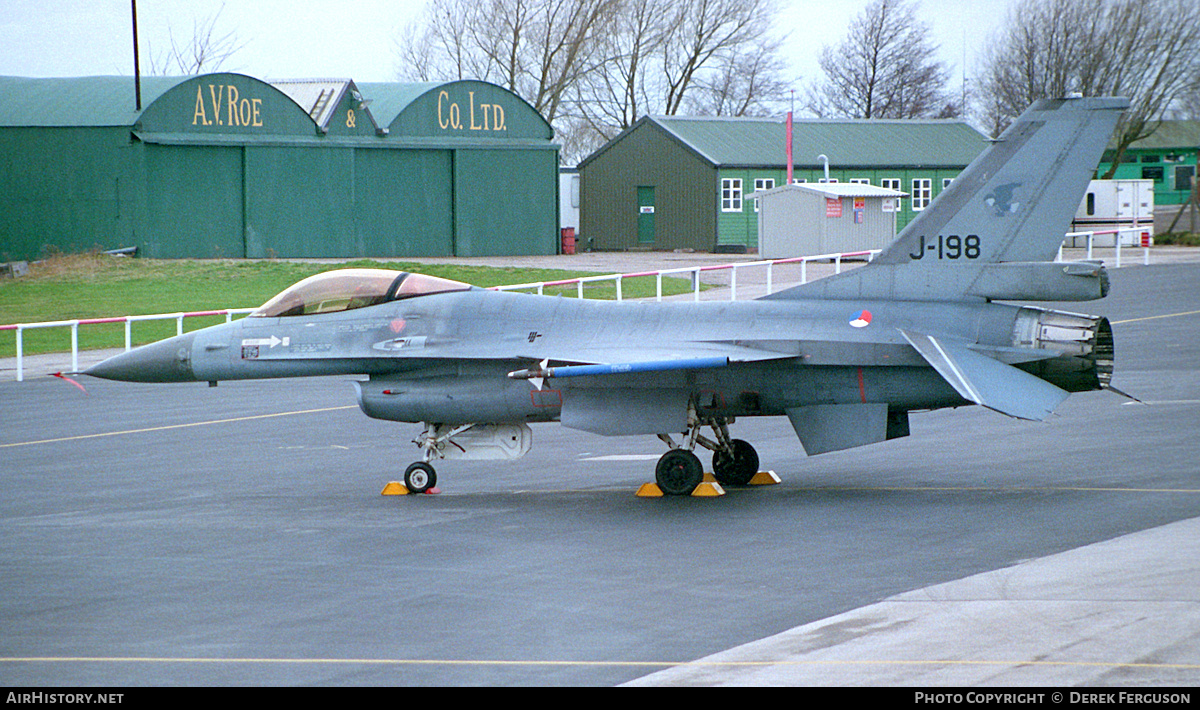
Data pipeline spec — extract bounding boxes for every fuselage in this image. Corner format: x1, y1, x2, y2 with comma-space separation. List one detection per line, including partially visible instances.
86, 287, 1110, 429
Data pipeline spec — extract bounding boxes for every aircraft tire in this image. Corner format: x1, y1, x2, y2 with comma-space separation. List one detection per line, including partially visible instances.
404, 462, 437, 494
655, 449, 703, 496
712, 439, 759, 486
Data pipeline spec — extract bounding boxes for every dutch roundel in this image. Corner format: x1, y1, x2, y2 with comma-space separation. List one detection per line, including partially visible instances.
849, 309, 872, 328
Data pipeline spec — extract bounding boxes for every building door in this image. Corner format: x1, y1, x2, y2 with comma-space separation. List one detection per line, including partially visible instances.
1176, 165, 1195, 194
637, 186, 656, 244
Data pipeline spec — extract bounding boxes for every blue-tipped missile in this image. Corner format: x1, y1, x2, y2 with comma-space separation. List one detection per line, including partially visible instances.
507, 356, 729, 384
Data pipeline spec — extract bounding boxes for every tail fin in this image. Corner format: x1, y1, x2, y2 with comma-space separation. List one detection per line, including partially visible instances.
769, 97, 1129, 302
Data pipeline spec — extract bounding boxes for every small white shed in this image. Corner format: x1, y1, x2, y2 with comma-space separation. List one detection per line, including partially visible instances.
752, 183, 907, 258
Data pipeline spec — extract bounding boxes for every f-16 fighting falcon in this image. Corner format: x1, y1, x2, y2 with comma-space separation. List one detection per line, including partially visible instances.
87, 97, 1131, 496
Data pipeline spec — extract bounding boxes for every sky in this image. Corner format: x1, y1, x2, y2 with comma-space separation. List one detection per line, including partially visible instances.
0, 0, 1015, 102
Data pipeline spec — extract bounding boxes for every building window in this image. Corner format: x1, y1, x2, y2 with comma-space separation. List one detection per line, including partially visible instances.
1141, 154, 1161, 163
849, 178, 870, 185
721, 178, 742, 212
881, 178, 902, 210
753, 178, 774, 211
912, 178, 932, 210
792, 178, 807, 184
1142, 166, 1165, 182
942, 177, 954, 190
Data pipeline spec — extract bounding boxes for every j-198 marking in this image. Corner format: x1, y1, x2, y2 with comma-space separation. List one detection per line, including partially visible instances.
909, 235, 981, 260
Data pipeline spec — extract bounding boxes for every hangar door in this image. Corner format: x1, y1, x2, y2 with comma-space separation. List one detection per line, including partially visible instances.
242, 146, 455, 258
354, 149, 454, 257
453, 149, 557, 256
143, 145, 245, 258
243, 146, 356, 258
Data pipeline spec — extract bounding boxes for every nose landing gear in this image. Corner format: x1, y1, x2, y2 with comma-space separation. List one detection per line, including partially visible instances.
403, 422, 472, 494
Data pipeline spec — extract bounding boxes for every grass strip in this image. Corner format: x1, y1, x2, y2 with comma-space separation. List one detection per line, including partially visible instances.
0, 254, 698, 356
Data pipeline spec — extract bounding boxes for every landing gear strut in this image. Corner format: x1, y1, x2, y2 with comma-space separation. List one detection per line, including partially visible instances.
404, 422, 471, 494
654, 408, 759, 495
402, 422, 534, 495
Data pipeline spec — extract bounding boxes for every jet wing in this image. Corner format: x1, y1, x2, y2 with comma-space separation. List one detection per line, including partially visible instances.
900, 329, 1069, 421
501, 341, 796, 437
515, 341, 794, 369
506, 340, 795, 386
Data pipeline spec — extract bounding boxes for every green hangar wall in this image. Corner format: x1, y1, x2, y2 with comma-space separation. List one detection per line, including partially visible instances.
0, 74, 559, 261
578, 115, 987, 253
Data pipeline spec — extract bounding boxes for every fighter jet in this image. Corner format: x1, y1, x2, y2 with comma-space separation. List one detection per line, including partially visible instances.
87, 97, 1129, 496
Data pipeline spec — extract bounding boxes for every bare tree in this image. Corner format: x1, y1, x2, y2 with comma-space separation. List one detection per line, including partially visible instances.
976, 0, 1200, 175
394, 0, 489, 82
1167, 85, 1200, 121
682, 38, 792, 117
397, 0, 793, 161
808, 0, 953, 119
394, 0, 614, 125
569, 0, 672, 135
657, 0, 783, 116
147, 4, 246, 75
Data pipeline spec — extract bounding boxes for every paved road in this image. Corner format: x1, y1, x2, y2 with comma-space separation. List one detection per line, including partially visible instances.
1, 261, 1198, 686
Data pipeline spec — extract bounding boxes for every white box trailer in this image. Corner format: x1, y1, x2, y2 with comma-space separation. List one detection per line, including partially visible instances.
1069, 179, 1154, 247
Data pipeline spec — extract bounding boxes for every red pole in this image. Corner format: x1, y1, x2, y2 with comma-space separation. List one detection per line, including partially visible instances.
786, 112, 794, 185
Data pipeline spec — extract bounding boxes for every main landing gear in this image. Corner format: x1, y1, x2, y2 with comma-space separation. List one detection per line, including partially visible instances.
654, 414, 759, 496
404, 422, 474, 494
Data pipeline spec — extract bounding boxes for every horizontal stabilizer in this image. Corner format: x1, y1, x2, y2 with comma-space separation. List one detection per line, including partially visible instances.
900, 329, 1068, 421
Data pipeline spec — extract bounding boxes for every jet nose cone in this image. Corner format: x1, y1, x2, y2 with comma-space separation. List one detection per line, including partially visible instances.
85, 332, 198, 383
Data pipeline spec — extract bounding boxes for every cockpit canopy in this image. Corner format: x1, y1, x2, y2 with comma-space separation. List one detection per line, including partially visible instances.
250, 269, 472, 318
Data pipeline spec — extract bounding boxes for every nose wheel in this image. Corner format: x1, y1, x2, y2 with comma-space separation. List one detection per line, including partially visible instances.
404, 461, 437, 494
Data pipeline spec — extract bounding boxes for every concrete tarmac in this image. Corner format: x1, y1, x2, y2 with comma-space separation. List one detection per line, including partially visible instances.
1, 254, 1198, 687
628, 517, 1200, 686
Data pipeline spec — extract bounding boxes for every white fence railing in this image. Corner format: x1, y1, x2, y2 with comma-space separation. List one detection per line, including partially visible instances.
1, 309, 256, 382
0, 231, 1156, 382
1058, 226, 1153, 267
491, 249, 880, 302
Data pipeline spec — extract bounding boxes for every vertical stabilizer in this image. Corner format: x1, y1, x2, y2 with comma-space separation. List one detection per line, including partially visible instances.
876, 97, 1128, 266
768, 97, 1128, 302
